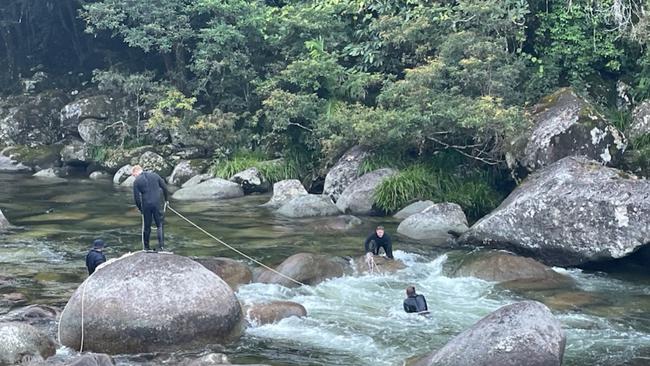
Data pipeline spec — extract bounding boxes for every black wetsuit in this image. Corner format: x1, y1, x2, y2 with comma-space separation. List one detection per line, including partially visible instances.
133, 171, 169, 250
85, 249, 106, 275
364, 232, 393, 259
403, 294, 428, 313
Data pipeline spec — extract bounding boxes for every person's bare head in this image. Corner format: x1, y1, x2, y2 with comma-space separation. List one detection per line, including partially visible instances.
376, 225, 385, 238
406, 286, 416, 297
131, 165, 143, 177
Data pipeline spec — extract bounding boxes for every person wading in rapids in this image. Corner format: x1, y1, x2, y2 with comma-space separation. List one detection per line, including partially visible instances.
131, 165, 169, 252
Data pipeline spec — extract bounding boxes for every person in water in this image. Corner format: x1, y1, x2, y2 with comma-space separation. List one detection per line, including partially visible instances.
86, 239, 107, 275
132, 165, 169, 252
364, 225, 393, 259
403, 285, 428, 314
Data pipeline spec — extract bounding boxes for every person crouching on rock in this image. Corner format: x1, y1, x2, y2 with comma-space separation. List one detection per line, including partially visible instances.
403, 285, 428, 314
86, 239, 107, 275
364, 225, 394, 259
132, 165, 169, 252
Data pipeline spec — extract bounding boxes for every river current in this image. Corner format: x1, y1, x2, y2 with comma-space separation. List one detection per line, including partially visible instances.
0, 173, 648, 365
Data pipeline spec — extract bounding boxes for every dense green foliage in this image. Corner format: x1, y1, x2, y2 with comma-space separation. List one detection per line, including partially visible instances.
2, 0, 650, 214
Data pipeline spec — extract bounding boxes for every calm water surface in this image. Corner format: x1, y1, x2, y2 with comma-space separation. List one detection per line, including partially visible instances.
0, 173, 648, 365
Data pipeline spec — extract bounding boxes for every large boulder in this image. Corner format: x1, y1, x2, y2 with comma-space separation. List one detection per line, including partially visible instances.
172, 178, 244, 200
508, 88, 626, 174
245, 301, 307, 326
0, 322, 56, 365
101, 146, 155, 173
58, 252, 242, 354
137, 151, 173, 177
629, 100, 650, 141
169, 160, 208, 186
336, 168, 397, 215
78, 118, 123, 146
60, 95, 115, 134
413, 301, 565, 366
0, 209, 10, 230
460, 156, 650, 266
60, 140, 91, 166
256, 253, 352, 287
112, 164, 133, 185
323, 146, 368, 202
393, 200, 435, 220
353, 255, 406, 275
194, 257, 253, 289
1, 145, 61, 171
397, 203, 468, 244
0, 91, 68, 146
230, 167, 269, 194
182, 173, 214, 188
452, 251, 574, 290
276, 195, 341, 218
262, 179, 308, 208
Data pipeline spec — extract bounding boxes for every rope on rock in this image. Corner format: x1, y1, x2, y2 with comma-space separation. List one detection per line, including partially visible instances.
167, 205, 307, 287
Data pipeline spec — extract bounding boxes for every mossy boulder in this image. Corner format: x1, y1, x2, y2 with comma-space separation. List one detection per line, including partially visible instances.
1, 145, 61, 170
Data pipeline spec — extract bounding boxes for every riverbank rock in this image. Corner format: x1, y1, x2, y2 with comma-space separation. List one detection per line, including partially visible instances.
256, 253, 352, 287
0, 154, 31, 172
323, 146, 368, 202
112, 164, 132, 185
413, 301, 565, 366
1, 145, 61, 171
169, 160, 207, 186
629, 100, 650, 141
89, 171, 111, 180
0, 322, 56, 365
137, 151, 172, 177
452, 251, 574, 290
336, 168, 397, 215
245, 301, 307, 326
60, 95, 115, 134
262, 179, 308, 208
393, 200, 435, 220
0, 90, 68, 146
172, 178, 244, 201
353, 255, 406, 275
230, 167, 269, 194
194, 257, 253, 289
58, 252, 242, 354
397, 203, 468, 245
60, 140, 91, 166
33, 168, 67, 179
276, 195, 341, 218
0, 209, 10, 229
508, 88, 626, 174
460, 156, 650, 266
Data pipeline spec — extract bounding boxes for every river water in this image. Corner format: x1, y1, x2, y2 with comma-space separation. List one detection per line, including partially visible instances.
0, 173, 648, 365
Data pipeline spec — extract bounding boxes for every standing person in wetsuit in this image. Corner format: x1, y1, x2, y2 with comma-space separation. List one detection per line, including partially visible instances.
364, 225, 394, 259
403, 285, 428, 314
132, 165, 169, 252
86, 239, 107, 275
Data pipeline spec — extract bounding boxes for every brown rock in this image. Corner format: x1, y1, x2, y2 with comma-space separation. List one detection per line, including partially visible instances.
194, 257, 253, 290
353, 255, 406, 275
245, 301, 307, 325
256, 253, 352, 287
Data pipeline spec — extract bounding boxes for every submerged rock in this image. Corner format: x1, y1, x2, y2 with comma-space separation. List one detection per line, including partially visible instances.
58, 252, 242, 354
323, 146, 368, 202
509, 87, 625, 174
276, 194, 341, 218
393, 200, 435, 220
256, 253, 352, 287
172, 178, 244, 200
460, 156, 650, 266
245, 301, 307, 325
230, 167, 269, 194
311, 215, 363, 232
397, 203, 468, 245
262, 179, 308, 208
194, 257, 253, 289
89, 171, 111, 180
336, 168, 397, 215
413, 301, 565, 366
0, 322, 56, 365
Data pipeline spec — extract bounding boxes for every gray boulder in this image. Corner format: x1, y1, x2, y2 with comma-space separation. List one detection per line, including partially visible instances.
256, 253, 352, 287
112, 164, 132, 185
33, 168, 66, 179
277, 195, 341, 218
413, 301, 565, 366
60, 95, 115, 133
181, 173, 213, 188
397, 203, 468, 245
509, 88, 626, 173
59, 252, 242, 354
120, 175, 135, 187
336, 168, 397, 215
138, 151, 172, 177
230, 167, 269, 194
60, 140, 91, 166
393, 200, 435, 220
78, 118, 123, 146
245, 301, 307, 326
262, 179, 308, 208
169, 160, 207, 186
194, 257, 253, 290
1, 145, 61, 171
173, 178, 244, 201
460, 156, 650, 266
89, 171, 111, 180
101, 146, 154, 173
0, 90, 68, 146
629, 100, 650, 141
323, 146, 368, 202
65, 353, 115, 366
0, 322, 56, 365
311, 215, 363, 232
0, 209, 10, 230
0, 304, 60, 325
0, 154, 31, 172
